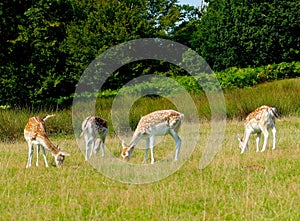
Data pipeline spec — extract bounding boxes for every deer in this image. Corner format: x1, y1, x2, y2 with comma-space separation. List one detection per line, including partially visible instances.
238, 105, 278, 154
121, 109, 184, 164
24, 115, 69, 168
80, 115, 108, 161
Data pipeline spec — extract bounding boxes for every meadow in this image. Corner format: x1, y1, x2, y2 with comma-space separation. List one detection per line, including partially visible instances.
0, 78, 299, 220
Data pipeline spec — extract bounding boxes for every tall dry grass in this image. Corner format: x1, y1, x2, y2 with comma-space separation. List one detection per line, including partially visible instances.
0, 78, 299, 142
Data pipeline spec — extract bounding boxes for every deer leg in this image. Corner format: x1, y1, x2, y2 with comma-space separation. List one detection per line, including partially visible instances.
26, 142, 34, 168
241, 132, 251, 154
89, 140, 95, 159
149, 136, 155, 164
170, 129, 181, 161
85, 137, 93, 161
260, 128, 269, 152
271, 126, 276, 150
143, 138, 150, 164
101, 141, 105, 157
101, 133, 107, 157
97, 139, 104, 157
36, 145, 40, 167
101, 138, 105, 157
255, 133, 261, 152
93, 138, 100, 154
40, 145, 49, 167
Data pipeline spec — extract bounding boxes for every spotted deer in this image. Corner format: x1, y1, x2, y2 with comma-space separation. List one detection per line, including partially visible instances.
81, 116, 108, 161
238, 105, 278, 154
121, 109, 184, 164
24, 115, 69, 168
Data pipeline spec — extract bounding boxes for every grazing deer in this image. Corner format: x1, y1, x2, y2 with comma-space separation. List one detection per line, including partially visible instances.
121, 109, 184, 164
238, 105, 278, 154
80, 116, 108, 161
24, 115, 69, 168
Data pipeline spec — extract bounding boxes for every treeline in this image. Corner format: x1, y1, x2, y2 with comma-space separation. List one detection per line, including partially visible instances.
1, 0, 299, 107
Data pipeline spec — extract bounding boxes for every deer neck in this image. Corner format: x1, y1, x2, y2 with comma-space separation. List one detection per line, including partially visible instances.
128, 131, 143, 148
37, 135, 60, 155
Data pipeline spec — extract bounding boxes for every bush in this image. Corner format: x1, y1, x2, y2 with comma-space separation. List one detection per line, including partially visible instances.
97, 61, 300, 97
216, 61, 300, 89
216, 67, 259, 89
257, 62, 300, 82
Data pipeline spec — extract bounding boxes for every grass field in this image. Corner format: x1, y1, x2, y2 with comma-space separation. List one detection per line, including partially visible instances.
0, 116, 299, 220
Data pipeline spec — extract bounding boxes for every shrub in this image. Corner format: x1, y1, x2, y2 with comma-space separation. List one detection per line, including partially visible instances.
216, 61, 300, 89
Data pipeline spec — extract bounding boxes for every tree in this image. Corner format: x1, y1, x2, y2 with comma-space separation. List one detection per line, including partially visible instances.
1, 0, 76, 106
62, 0, 184, 91
171, 4, 201, 47
192, 0, 300, 71
0, 0, 203, 106
0, 0, 34, 105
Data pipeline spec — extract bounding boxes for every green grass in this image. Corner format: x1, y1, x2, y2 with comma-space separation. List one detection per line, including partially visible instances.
0, 78, 299, 220
0, 117, 299, 220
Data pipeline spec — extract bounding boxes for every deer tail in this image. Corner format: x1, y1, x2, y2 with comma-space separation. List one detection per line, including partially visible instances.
43, 114, 55, 121
270, 107, 279, 118
80, 116, 92, 137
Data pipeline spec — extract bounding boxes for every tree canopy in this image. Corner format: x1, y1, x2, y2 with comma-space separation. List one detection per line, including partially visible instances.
1, 0, 299, 106
193, 0, 300, 71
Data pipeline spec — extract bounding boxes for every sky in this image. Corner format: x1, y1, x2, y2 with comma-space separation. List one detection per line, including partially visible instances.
178, 0, 200, 8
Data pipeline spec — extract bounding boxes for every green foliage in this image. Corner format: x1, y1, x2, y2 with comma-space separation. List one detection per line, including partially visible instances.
1, 0, 77, 106
174, 75, 203, 93
258, 61, 300, 81
217, 61, 300, 89
117, 76, 184, 96
1, 0, 299, 107
217, 67, 259, 89
112, 61, 300, 94
61, 0, 184, 91
193, 0, 300, 71
1, 0, 188, 107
